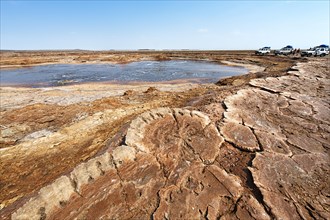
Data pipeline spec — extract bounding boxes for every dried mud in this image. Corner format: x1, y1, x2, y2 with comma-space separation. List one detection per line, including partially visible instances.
0, 51, 328, 219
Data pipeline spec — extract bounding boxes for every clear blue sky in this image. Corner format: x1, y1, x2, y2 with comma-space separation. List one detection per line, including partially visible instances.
1, 0, 329, 50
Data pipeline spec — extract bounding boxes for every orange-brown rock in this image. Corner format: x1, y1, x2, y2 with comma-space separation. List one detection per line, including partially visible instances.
223, 59, 330, 219
6, 109, 257, 220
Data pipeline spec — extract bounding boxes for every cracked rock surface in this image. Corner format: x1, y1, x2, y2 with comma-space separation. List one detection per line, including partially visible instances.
1, 58, 329, 219
8, 108, 261, 220
223, 60, 330, 219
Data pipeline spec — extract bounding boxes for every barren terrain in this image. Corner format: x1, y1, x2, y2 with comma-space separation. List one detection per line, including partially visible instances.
0, 50, 329, 219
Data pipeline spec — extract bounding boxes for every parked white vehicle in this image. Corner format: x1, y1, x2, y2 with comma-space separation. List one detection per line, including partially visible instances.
275, 45, 294, 55
255, 47, 271, 55
301, 48, 317, 57
301, 45, 329, 57
315, 47, 329, 57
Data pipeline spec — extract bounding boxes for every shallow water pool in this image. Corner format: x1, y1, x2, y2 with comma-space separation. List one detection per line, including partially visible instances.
0, 60, 247, 87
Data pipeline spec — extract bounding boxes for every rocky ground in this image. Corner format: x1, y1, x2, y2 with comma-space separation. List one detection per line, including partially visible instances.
0, 51, 329, 219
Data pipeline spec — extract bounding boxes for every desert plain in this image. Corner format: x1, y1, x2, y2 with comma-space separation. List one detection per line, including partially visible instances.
0, 50, 329, 219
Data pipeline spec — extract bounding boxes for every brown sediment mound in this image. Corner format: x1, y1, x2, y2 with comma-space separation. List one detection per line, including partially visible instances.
144, 86, 159, 94
216, 55, 304, 87
0, 52, 329, 219
122, 89, 136, 96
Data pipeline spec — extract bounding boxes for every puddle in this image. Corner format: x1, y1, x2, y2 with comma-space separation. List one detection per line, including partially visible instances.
0, 60, 247, 87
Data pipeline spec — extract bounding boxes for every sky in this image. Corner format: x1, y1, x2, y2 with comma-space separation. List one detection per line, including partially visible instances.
1, 0, 329, 50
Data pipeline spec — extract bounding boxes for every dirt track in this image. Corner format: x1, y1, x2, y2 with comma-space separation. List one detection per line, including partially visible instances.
1, 51, 328, 219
